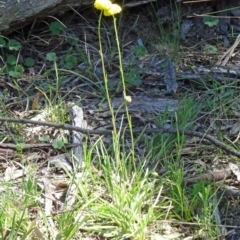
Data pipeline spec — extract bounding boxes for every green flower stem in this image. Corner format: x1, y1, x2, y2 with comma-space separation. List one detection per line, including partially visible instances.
113, 16, 135, 166
54, 60, 59, 101
97, 12, 120, 165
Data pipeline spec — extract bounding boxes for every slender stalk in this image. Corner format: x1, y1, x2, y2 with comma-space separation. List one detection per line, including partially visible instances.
113, 16, 135, 168
54, 60, 59, 103
97, 12, 120, 165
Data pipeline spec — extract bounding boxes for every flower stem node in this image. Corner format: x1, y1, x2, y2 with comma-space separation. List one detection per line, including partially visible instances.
125, 96, 132, 103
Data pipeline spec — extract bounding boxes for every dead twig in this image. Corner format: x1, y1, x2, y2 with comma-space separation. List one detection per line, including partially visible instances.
4, 122, 18, 144
0, 116, 240, 158
184, 169, 232, 184
217, 34, 240, 66
0, 143, 81, 149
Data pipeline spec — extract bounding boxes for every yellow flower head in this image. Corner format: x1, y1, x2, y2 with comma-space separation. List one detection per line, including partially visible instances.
94, 0, 112, 11
104, 4, 122, 16
94, 0, 122, 16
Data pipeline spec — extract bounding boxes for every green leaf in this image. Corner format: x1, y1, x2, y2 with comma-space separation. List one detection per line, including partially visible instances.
49, 21, 66, 35
64, 54, 78, 69
46, 52, 57, 61
203, 16, 219, 27
9, 71, 21, 78
203, 44, 218, 54
8, 39, 21, 50
124, 68, 143, 87
16, 143, 25, 152
133, 45, 147, 57
67, 35, 78, 45
8, 64, 24, 78
39, 135, 50, 142
15, 64, 24, 73
7, 55, 17, 65
125, 75, 142, 87
0, 37, 6, 47
24, 57, 35, 67
52, 137, 68, 149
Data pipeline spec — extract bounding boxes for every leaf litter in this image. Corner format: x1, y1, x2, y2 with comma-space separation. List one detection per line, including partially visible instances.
1, 0, 240, 238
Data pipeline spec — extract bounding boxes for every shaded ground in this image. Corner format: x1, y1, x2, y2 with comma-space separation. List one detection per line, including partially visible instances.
1, 0, 240, 239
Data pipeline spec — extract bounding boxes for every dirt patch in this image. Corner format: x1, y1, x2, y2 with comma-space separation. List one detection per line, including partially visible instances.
1, 0, 240, 239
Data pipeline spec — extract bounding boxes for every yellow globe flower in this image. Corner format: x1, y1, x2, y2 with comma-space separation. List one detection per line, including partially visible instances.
103, 9, 111, 16
103, 4, 122, 16
94, 0, 122, 16
94, 0, 112, 11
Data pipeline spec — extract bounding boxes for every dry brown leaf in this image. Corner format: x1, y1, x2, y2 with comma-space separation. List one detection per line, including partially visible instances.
65, 172, 83, 210
43, 178, 58, 237
32, 226, 45, 240
32, 91, 41, 110
230, 120, 240, 135
229, 163, 240, 182
43, 178, 54, 216
4, 166, 27, 181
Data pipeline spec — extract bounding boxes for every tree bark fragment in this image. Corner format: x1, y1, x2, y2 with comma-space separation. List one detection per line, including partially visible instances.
0, 0, 93, 32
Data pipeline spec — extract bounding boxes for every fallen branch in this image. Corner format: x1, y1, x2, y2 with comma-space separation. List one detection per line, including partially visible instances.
0, 116, 239, 158
0, 143, 81, 149
184, 169, 232, 184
